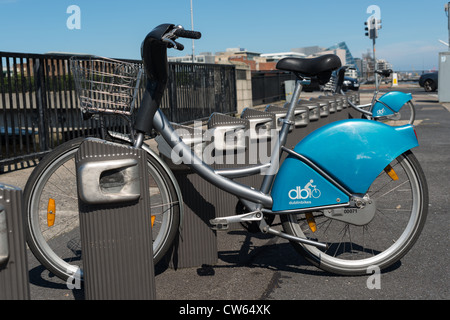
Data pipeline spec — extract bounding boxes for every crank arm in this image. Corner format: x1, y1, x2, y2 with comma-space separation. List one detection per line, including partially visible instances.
210, 211, 263, 230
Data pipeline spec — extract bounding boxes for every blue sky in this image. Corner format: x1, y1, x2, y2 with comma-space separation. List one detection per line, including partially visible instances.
1, 0, 448, 70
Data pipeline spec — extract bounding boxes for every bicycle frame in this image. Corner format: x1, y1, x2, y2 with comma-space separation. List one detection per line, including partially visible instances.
150, 78, 310, 210
149, 78, 337, 249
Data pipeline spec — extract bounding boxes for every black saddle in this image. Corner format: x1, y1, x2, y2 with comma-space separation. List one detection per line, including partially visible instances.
276, 54, 342, 84
375, 69, 393, 77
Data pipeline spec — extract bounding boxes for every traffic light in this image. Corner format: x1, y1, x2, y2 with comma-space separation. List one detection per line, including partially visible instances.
364, 17, 378, 39
364, 18, 371, 38
376, 19, 382, 31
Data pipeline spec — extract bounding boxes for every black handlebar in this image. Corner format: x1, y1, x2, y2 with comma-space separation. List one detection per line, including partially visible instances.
136, 24, 202, 135
174, 29, 202, 39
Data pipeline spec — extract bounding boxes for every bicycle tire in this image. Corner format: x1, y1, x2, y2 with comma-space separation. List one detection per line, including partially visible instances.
24, 137, 181, 281
281, 150, 428, 275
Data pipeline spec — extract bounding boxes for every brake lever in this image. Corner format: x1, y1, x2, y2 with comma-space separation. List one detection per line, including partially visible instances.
162, 26, 185, 51
174, 41, 184, 51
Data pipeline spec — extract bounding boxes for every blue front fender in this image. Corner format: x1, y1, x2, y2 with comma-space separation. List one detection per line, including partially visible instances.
271, 119, 418, 211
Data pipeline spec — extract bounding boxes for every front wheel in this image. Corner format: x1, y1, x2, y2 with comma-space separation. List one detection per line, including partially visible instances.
281, 151, 428, 275
24, 137, 181, 282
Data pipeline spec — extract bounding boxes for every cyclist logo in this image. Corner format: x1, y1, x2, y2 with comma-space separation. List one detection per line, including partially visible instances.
376, 108, 386, 116
288, 180, 321, 200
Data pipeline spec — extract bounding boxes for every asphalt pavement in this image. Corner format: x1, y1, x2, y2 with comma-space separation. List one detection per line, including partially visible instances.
1, 85, 448, 303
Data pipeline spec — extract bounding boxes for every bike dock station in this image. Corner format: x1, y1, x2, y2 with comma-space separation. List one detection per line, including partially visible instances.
208, 113, 251, 225
156, 122, 218, 269
0, 183, 30, 300
75, 138, 156, 299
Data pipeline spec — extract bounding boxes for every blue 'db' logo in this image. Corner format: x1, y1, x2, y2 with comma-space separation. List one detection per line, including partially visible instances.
288, 180, 321, 200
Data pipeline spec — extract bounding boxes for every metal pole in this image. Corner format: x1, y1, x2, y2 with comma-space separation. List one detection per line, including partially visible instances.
448, 2, 450, 51
190, 0, 195, 62
34, 58, 49, 152
373, 37, 378, 91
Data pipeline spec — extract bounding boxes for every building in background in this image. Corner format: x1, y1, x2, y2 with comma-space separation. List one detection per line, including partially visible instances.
327, 42, 360, 76
168, 52, 215, 64
169, 41, 391, 81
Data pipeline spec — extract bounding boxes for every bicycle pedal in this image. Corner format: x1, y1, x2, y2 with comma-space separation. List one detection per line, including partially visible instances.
209, 218, 229, 231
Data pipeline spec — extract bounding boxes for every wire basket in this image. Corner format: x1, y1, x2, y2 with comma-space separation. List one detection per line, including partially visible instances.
70, 56, 144, 117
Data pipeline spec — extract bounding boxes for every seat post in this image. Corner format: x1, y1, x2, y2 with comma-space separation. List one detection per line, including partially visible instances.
258, 78, 307, 195
278, 78, 306, 148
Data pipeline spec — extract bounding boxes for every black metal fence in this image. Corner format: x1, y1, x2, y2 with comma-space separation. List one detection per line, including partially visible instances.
0, 51, 236, 171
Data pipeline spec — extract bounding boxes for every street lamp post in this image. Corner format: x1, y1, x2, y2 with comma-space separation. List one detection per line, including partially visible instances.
365, 16, 381, 90
191, 0, 195, 62
372, 19, 378, 91
446, 2, 450, 51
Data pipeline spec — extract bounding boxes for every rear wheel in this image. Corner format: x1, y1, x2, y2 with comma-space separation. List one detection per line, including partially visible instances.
281, 151, 428, 275
24, 137, 180, 281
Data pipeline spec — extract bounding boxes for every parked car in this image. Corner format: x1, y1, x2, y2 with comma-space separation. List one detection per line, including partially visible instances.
342, 76, 359, 91
419, 72, 438, 92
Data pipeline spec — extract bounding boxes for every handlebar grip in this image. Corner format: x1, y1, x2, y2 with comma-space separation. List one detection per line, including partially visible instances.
174, 29, 202, 39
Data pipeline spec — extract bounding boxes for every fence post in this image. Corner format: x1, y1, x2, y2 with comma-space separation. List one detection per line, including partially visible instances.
167, 64, 179, 123
33, 58, 49, 152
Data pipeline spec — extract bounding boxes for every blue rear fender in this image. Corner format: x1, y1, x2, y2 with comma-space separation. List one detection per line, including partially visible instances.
271, 119, 418, 211
372, 91, 412, 118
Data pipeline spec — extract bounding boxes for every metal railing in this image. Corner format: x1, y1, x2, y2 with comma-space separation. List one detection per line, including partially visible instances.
0, 52, 236, 171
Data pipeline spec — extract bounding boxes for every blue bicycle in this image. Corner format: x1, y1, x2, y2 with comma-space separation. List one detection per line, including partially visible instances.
24, 24, 428, 280
333, 67, 416, 126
